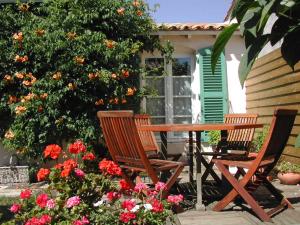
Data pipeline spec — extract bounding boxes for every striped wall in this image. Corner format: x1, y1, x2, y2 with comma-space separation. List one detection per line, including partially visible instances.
245, 48, 300, 163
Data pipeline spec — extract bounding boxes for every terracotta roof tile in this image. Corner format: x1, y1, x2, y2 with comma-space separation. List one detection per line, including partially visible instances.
157, 23, 229, 31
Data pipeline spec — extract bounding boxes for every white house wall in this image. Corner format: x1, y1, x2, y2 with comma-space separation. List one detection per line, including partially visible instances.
142, 33, 246, 123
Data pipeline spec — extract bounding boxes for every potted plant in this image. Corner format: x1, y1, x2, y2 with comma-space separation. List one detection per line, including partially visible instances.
277, 161, 300, 185
207, 130, 220, 150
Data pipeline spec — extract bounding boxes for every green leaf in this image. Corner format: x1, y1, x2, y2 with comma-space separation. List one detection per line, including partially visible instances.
239, 34, 269, 86
258, 0, 276, 32
281, 28, 300, 68
270, 16, 294, 46
231, 0, 258, 23
295, 133, 300, 148
240, 6, 261, 36
211, 23, 239, 74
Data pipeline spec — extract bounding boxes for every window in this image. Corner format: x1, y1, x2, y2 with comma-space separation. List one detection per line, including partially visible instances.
143, 57, 192, 137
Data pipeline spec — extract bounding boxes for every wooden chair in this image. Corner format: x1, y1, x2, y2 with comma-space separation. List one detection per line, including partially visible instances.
134, 114, 181, 161
201, 113, 258, 184
97, 110, 185, 194
212, 109, 297, 222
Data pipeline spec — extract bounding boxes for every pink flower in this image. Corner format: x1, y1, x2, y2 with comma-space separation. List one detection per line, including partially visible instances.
119, 212, 136, 223
147, 190, 158, 196
106, 191, 121, 201
20, 189, 32, 199
81, 216, 90, 224
36, 193, 49, 208
73, 216, 89, 225
121, 199, 136, 211
46, 199, 56, 209
66, 196, 81, 208
74, 168, 85, 179
167, 194, 184, 205
155, 182, 166, 192
10, 203, 21, 213
134, 182, 148, 192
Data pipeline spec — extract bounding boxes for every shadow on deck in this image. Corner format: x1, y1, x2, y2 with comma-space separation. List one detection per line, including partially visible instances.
173, 180, 300, 225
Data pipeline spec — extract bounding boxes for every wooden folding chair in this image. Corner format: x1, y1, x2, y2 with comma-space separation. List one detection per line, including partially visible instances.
202, 113, 258, 184
134, 114, 181, 161
212, 109, 297, 222
97, 110, 185, 195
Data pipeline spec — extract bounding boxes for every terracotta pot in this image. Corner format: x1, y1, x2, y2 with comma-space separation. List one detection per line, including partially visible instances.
277, 172, 300, 185
267, 175, 273, 182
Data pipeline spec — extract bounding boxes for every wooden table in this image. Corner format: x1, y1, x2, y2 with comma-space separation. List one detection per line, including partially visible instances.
138, 123, 263, 210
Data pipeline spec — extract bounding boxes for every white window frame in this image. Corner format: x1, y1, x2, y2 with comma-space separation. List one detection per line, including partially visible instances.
141, 53, 195, 140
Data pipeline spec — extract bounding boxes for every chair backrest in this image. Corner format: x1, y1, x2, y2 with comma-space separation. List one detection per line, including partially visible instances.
97, 110, 151, 168
134, 114, 160, 152
255, 109, 297, 172
224, 113, 258, 151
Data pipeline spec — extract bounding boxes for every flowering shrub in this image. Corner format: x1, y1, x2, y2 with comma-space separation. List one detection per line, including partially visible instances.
0, 0, 172, 158
5, 141, 183, 224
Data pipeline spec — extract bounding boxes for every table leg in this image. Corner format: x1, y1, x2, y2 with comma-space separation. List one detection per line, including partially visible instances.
195, 131, 205, 210
220, 130, 230, 193
160, 131, 169, 181
188, 131, 193, 183
160, 131, 168, 160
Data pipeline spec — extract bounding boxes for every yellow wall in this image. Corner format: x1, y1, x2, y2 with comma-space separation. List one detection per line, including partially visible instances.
245, 48, 300, 163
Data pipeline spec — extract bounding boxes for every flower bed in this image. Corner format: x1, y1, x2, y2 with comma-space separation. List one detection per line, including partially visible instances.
5, 141, 182, 225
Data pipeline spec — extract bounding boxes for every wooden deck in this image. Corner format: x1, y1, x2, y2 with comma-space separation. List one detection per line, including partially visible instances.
176, 179, 300, 225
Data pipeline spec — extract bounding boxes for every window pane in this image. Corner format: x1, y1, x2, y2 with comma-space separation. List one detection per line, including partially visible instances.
172, 58, 191, 76
145, 58, 164, 77
173, 117, 192, 124
173, 77, 191, 96
151, 117, 165, 124
173, 117, 192, 137
146, 78, 164, 95
173, 98, 192, 115
146, 98, 165, 116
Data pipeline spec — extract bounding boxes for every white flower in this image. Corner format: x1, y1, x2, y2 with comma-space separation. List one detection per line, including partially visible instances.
130, 205, 140, 213
93, 200, 104, 207
143, 203, 153, 211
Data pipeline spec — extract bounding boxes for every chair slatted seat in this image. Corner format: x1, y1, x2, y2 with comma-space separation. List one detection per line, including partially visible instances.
134, 114, 181, 160
212, 109, 297, 222
202, 113, 258, 183
97, 110, 185, 194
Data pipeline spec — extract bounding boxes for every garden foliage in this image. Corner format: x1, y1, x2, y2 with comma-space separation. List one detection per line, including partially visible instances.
0, 0, 172, 158
5, 141, 183, 225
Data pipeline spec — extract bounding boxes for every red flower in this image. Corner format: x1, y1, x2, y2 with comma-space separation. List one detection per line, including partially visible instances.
61, 168, 72, 178
44, 144, 62, 159
107, 191, 121, 201
63, 159, 78, 169
39, 214, 52, 224
99, 159, 122, 176
151, 199, 164, 213
54, 163, 64, 169
20, 189, 32, 199
68, 140, 86, 154
119, 179, 131, 191
82, 152, 96, 161
37, 168, 50, 181
121, 199, 136, 211
25, 217, 40, 225
119, 212, 136, 223
36, 193, 48, 208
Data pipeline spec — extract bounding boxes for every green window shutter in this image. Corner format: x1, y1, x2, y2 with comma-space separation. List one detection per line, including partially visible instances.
198, 47, 228, 141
